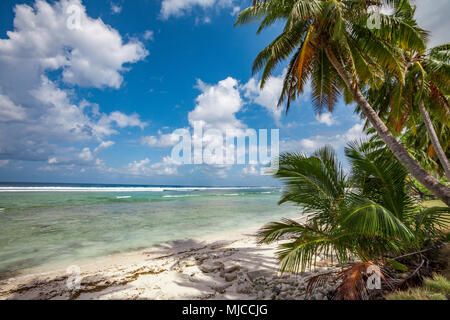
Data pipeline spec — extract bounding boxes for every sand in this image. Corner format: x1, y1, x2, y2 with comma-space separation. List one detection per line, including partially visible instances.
0, 226, 336, 300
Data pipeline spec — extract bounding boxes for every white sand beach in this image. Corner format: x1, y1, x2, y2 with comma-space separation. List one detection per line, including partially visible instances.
0, 226, 337, 300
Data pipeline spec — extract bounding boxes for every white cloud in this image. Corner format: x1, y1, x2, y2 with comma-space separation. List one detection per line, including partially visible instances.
111, 3, 122, 15
189, 77, 244, 132
140, 77, 249, 178
150, 157, 179, 175
48, 157, 58, 164
126, 158, 151, 175
125, 157, 178, 176
231, 6, 240, 16
242, 74, 284, 125
0, 0, 147, 90
414, 0, 450, 47
79, 147, 94, 162
160, 0, 236, 19
146, 76, 276, 174
316, 112, 337, 126
44, 145, 107, 169
281, 123, 366, 154
0, 93, 26, 121
0, 0, 147, 164
242, 164, 260, 176
142, 131, 181, 148
29, 76, 145, 141
345, 123, 366, 141
143, 30, 154, 41
94, 141, 115, 153
188, 77, 248, 166
107, 111, 147, 129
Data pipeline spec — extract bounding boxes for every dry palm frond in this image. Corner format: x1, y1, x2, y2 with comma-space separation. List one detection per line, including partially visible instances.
306, 262, 390, 300
335, 262, 386, 300
306, 269, 339, 298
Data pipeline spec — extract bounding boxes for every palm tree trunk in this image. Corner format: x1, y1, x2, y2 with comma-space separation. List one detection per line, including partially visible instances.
325, 47, 450, 205
418, 102, 450, 180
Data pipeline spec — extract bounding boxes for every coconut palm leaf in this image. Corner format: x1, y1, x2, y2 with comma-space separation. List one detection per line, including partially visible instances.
345, 140, 414, 219
413, 206, 450, 238
275, 146, 346, 216
340, 195, 414, 241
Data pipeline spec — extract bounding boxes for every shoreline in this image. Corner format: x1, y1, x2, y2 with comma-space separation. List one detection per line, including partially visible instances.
0, 220, 338, 300
0, 223, 273, 281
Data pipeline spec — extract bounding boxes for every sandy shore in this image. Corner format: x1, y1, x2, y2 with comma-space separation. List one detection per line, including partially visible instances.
0, 226, 337, 300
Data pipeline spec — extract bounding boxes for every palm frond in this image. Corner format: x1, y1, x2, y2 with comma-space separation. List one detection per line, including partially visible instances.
340, 195, 414, 241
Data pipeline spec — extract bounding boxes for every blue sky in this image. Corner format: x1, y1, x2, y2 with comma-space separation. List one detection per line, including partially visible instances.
0, 0, 448, 186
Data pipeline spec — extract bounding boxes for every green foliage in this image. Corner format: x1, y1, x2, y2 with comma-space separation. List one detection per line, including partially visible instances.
386, 258, 409, 272
235, 0, 426, 114
364, 42, 450, 177
259, 142, 450, 273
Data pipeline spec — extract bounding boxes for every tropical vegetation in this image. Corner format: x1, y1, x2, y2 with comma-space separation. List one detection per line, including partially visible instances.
235, 0, 450, 204
235, 0, 450, 300
364, 43, 450, 179
258, 143, 449, 299
258, 143, 449, 273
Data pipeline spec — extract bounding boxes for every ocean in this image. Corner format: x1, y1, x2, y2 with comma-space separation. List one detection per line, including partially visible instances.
0, 183, 299, 278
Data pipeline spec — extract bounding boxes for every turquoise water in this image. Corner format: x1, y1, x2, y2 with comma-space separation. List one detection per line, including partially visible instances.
0, 185, 299, 278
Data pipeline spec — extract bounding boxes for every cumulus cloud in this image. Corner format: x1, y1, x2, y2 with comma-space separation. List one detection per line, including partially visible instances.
141, 77, 256, 178
146, 77, 277, 176
242, 164, 260, 176
78, 147, 94, 162
0, 93, 26, 121
107, 111, 147, 129
189, 77, 245, 132
188, 77, 249, 167
139, 77, 250, 178
0, 0, 147, 90
281, 123, 366, 154
43, 145, 105, 170
142, 131, 182, 148
242, 75, 284, 125
143, 77, 247, 153
125, 157, 178, 176
242, 72, 313, 125
0, 0, 147, 164
316, 112, 337, 126
160, 0, 236, 20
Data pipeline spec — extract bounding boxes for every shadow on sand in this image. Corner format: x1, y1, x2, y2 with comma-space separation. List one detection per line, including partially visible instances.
1, 236, 285, 300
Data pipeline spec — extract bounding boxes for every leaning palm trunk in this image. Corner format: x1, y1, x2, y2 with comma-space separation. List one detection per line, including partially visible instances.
325, 47, 450, 205
418, 102, 450, 180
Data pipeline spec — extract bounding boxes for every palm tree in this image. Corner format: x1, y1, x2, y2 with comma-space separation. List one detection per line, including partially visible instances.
235, 0, 450, 204
258, 143, 449, 274
365, 44, 450, 179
